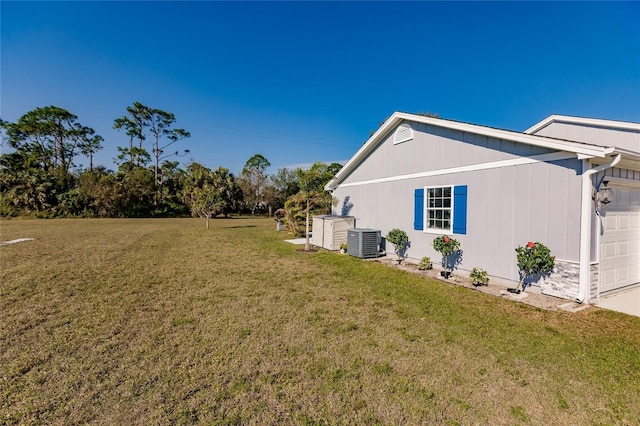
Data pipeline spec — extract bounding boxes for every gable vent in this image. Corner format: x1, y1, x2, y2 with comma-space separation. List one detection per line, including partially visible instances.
393, 122, 413, 144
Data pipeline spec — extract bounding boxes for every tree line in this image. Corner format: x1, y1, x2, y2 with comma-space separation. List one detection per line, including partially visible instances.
0, 103, 341, 232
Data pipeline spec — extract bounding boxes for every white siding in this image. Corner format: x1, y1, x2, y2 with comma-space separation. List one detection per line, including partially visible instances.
332, 127, 583, 284
533, 122, 640, 152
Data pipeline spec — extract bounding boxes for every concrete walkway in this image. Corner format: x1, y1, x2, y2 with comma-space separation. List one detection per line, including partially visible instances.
285, 238, 308, 245
595, 286, 640, 317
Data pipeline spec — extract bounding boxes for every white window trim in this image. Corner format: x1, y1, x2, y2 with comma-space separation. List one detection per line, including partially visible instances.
423, 184, 454, 234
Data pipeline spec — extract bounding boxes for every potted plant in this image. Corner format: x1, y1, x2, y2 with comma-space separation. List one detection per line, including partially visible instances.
386, 228, 410, 264
339, 242, 348, 254
432, 235, 461, 278
418, 256, 432, 270
470, 267, 489, 286
511, 241, 555, 293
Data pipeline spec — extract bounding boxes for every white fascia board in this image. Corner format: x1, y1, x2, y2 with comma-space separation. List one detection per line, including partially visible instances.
325, 112, 610, 191
427, 118, 609, 157
613, 147, 640, 159
525, 115, 558, 134
525, 114, 640, 135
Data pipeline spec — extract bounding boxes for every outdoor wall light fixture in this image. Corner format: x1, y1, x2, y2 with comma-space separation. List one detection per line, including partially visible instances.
593, 180, 614, 211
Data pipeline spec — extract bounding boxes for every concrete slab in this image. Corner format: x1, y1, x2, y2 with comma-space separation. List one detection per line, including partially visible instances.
596, 286, 640, 317
285, 238, 308, 245
558, 302, 591, 313
0, 238, 35, 246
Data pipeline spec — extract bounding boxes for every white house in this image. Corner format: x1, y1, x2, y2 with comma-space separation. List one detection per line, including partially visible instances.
325, 112, 640, 304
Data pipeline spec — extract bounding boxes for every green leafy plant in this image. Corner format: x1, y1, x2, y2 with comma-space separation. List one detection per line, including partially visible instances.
432, 235, 460, 257
470, 267, 489, 286
386, 228, 409, 264
514, 241, 555, 291
418, 256, 432, 270
432, 235, 461, 276
340, 242, 348, 253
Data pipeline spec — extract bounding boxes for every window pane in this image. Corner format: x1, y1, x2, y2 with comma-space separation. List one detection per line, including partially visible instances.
424, 186, 454, 232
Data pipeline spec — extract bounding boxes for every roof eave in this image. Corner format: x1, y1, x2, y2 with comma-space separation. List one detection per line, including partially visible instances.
326, 112, 613, 191
525, 114, 640, 135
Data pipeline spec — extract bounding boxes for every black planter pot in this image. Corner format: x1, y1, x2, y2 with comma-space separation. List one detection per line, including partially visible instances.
440, 271, 451, 279
507, 288, 521, 294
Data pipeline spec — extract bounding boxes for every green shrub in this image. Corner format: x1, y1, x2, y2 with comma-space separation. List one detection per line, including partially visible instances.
515, 241, 555, 289
386, 228, 409, 263
432, 235, 461, 273
418, 257, 432, 270
432, 235, 460, 257
470, 267, 489, 286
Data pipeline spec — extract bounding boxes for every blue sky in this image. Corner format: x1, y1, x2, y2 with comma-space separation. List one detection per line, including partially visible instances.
2, 1, 639, 175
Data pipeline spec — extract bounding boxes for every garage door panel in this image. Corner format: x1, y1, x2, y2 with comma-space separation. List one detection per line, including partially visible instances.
618, 216, 630, 230
604, 216, 617, 231
602, 269, 617, 287
618, 268, 628, 282
599, 184, 640, 294
602, 242, 617, 259
618, 241, 629, 256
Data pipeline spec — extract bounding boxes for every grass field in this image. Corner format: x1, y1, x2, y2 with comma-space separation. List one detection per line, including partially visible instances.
1, 218, 639, 425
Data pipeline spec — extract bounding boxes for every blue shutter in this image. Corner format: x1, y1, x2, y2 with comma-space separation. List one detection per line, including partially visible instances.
453, 185, 467, 234
414, 188, 424, 230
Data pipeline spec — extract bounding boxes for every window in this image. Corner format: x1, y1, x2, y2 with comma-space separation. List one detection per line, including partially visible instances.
414, 185, 467, 234
426, 186, 452, 231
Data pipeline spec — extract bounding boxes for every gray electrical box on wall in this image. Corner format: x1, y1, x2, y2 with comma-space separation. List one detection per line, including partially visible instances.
346, 228, 381, 259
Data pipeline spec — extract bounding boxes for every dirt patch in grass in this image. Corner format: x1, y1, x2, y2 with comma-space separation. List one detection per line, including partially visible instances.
295, 248, 319, 253
374, 257, 572, 312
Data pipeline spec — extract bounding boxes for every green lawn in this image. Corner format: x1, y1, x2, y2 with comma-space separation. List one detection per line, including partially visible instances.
1, 218, 639, 425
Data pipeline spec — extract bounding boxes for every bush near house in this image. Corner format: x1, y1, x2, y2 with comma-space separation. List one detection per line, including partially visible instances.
432, 235, 461, 273
418, 256, 432, 270
515, 241, 555, 289
470, 267, 489, 286
386, 228, 410, 263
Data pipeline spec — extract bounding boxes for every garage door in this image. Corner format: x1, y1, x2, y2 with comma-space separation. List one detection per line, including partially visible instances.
599, 184, 640, 293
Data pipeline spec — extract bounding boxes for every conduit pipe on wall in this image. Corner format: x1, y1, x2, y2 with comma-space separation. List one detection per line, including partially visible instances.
577, 154, 621, 303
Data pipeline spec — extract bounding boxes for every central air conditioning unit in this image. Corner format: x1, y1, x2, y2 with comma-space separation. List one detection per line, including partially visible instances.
346, 228, 381, 259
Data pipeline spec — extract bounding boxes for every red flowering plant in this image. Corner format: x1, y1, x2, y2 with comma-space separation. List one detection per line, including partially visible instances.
514, 241, 555, 292
432, 235, 461, 276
